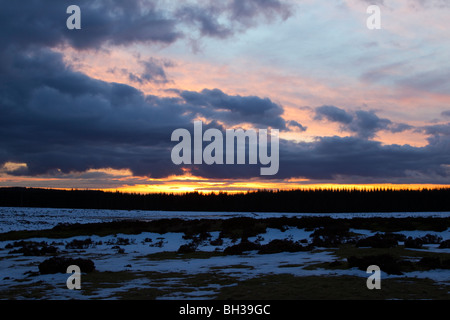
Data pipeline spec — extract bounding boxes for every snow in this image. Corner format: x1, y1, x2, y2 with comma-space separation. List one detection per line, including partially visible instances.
2, 206, 450, 233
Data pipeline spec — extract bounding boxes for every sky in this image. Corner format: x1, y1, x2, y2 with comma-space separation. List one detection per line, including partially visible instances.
1, 0, 450, 193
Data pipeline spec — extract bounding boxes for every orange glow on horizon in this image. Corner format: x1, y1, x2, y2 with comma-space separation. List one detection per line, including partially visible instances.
107, 182, 450, 195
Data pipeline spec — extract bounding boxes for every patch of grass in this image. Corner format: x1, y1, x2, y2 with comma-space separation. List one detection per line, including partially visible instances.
278, 264, 305, 268
215, 274, 450, 300
141, 250, 224, 261
109, 287, 164, 300
0, 281, 56, 300
308, 244, 450, 272
81, 270, 237, 299
2, 216, 449, 242
210, 264, 254, 270
303, 261, 348, 271
183, 272, 237, 287
332, 244, 450, 260
80, 271, 144, 297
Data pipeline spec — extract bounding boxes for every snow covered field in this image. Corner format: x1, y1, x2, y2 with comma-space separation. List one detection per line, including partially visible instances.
0, 207, 449, 300
1, 206, 450, 233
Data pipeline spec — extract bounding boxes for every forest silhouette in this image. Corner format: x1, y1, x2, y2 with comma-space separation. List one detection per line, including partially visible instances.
1, 187, 450, 213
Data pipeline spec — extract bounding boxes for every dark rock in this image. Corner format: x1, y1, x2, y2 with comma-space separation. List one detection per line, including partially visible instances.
420, 234, 442, 244
258, 239, 306, 254
177, 243, 197, 253
223, 240, 261, 255
9, 241, 58, 256
38, 257, 95, 274
310, 225, 354, 247
65, 238, 94, 249
209, 238, 223, 246
439, 239, 450, 248
328, 260, 343, 268
107, 237, 133, 246
404, 237, 423, 249
347, 254, 403, 275
356, 233, 398, 248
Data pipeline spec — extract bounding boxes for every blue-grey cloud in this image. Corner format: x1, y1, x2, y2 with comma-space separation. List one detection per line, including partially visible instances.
441, 111, 450, 118
314, 106, 412, 139
180, 89, 288, 130
287, 120, 307, 132
175, 0, 292, 39
0, 0, 180, 50
0, 0, 293, 52
128, 58, 173, 85
315, 105, 353, 124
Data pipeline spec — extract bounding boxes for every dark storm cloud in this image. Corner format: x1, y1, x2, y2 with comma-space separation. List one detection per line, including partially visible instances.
314, 106, 412, 139
0, 0, 180, 50
180, 89, 288, 130
0, 48, 285, 178
0, 48, 193, 178
0, 0, 293, 51
185, 135, 450, 182
419, 123, 450, 137
280, 135, 450, 181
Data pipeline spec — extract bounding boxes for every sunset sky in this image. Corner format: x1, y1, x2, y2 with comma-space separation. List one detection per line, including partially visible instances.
1, 0, 450, 193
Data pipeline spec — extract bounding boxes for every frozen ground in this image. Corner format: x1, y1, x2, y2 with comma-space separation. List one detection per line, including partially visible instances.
0, 207, 449, 299
2, 206, 450, 233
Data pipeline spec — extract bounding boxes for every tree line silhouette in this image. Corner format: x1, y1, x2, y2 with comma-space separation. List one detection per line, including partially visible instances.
1, 187, 450, 213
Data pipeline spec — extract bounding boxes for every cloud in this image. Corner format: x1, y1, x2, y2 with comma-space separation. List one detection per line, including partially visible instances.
0, 0, 180, 50
0, 48, 193, 178
1, 0, 292, 53
420, 123, 450, 137
182, 134, 450, 183
314, 105, 353, 124
287, 120, 307, 132
0, 48, 284, 179
279, 135, 450, 182
175, 0, 292, 39
180, 89, 288, 130
128, 58, 173, 85
228, 0, 292, 25
314, 106, 412, 139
